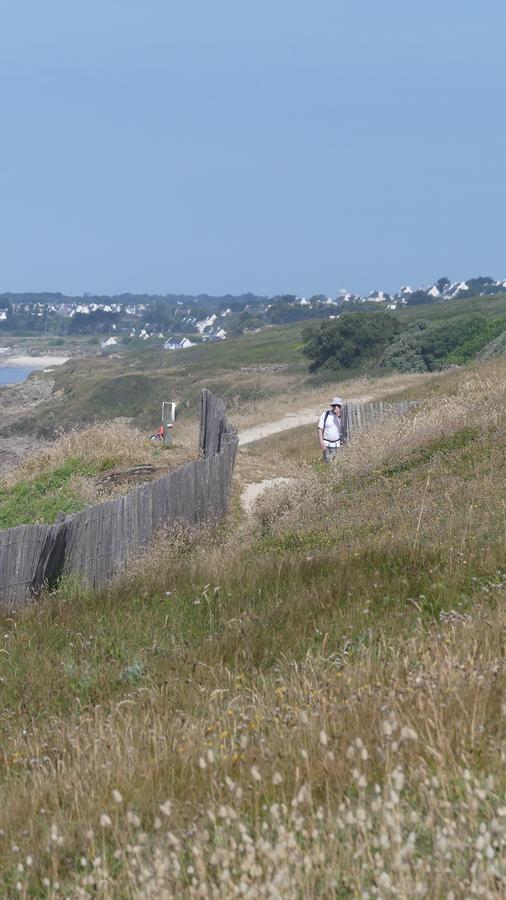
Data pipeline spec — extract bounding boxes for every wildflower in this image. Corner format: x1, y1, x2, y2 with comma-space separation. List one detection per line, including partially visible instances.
251, 766, 262, 782
393, 769, 405, 791
296, 784, 311, 806
207, 749, 215, 764
100, 814, 112, 828
319, 729, 328, 747
159, 800, 172, 817
378, 871, 392, 889
272, 772, 283, 785
198, 756, 207, 770
400, 726, 418, 741
112, 789, 123, 804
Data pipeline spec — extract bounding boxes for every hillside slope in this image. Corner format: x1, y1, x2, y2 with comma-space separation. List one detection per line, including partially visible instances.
0, 358, 505, 896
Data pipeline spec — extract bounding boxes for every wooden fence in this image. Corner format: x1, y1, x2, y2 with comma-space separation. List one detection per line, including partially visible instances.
340, 399, 415, 444
0, 390, 237, 611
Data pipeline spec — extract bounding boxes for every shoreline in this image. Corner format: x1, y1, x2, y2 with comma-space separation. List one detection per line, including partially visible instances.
0, 355, 70, 369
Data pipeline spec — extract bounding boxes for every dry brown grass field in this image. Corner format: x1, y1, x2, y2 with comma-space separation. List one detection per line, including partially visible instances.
0, 359, 505, 898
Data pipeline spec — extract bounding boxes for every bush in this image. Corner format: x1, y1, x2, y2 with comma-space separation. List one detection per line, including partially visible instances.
382, 315, 506, 373
303, 312, 401, 372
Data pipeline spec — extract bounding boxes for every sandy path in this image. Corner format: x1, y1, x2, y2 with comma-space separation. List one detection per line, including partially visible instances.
237, 407, 320, 512
237, 375, 424, 446
237, 376, 423, 510
238, 410, 320, 446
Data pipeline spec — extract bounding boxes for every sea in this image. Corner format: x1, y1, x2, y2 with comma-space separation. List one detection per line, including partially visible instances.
0, 366, 35, 386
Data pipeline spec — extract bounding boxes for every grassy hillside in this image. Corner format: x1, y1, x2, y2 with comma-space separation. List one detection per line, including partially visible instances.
395, 290, 506, 323
0, 358, 505, 896
2, 324, 311, 439
5, 295, 506, 442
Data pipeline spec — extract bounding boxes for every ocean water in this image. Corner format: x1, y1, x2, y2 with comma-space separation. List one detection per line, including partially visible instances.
0, 366, 34, 385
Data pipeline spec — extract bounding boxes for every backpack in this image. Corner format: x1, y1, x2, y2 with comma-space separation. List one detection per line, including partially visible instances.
322, 409, 345, 444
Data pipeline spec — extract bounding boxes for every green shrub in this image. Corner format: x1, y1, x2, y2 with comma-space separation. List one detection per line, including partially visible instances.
302, 312, 401, 372
0, 456, 116, 528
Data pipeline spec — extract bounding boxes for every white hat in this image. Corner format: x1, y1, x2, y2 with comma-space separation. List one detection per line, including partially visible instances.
330, 396, 343, 406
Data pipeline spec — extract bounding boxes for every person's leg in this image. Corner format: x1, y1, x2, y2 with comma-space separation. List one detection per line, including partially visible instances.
323, 447, 331, 463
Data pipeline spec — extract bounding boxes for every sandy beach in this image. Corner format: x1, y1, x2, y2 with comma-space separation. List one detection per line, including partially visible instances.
0, 355, 70, 368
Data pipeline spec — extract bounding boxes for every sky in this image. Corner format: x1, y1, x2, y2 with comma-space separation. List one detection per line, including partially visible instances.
0, 0, 505, 297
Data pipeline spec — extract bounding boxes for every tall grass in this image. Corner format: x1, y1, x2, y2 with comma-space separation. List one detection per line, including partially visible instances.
0, 358, 505, 897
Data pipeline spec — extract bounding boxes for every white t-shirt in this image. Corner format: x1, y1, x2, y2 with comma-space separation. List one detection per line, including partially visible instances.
318, 410, 341, 444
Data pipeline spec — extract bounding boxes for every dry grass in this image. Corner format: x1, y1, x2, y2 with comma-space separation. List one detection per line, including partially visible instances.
0, 359, 505, 897
1, 420, 199, 488
2, 596, 505, 897
228, 371, 437, 432
0, 420, 199, 514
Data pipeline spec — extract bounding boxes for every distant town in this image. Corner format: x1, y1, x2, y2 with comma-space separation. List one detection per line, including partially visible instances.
0, 275, 504, 348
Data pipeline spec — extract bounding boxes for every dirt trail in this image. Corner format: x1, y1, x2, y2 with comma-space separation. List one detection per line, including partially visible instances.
236, 378, 420, 511
236, 381, 414, 446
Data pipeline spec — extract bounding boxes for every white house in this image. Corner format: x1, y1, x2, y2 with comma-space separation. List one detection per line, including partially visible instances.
163, 338, 196, 351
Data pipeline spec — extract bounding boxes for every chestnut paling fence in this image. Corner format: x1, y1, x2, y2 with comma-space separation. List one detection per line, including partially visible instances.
339, 399, 416, 443
0, 390, 238, 610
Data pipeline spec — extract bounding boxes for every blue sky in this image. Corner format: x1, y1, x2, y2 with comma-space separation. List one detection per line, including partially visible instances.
0, 0, 505, 296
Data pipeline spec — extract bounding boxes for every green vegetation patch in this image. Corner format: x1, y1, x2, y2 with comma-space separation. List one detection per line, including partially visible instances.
377, 426, 482, 478
303, 305, 506, 376
87, 374, 161, 418
0, 456, 116, 528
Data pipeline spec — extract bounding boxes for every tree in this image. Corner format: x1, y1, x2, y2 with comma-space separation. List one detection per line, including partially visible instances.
303, 312, 401, 373
436, 277, 451, 294
465, 276, 495, 293
230, 311, 264, 335
405, 290, 434, 306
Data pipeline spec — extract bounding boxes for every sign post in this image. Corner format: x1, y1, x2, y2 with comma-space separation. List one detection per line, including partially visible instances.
162, 401, 176, 446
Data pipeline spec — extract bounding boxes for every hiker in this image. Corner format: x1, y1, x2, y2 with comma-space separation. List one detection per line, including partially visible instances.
318, 396, 343, 463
